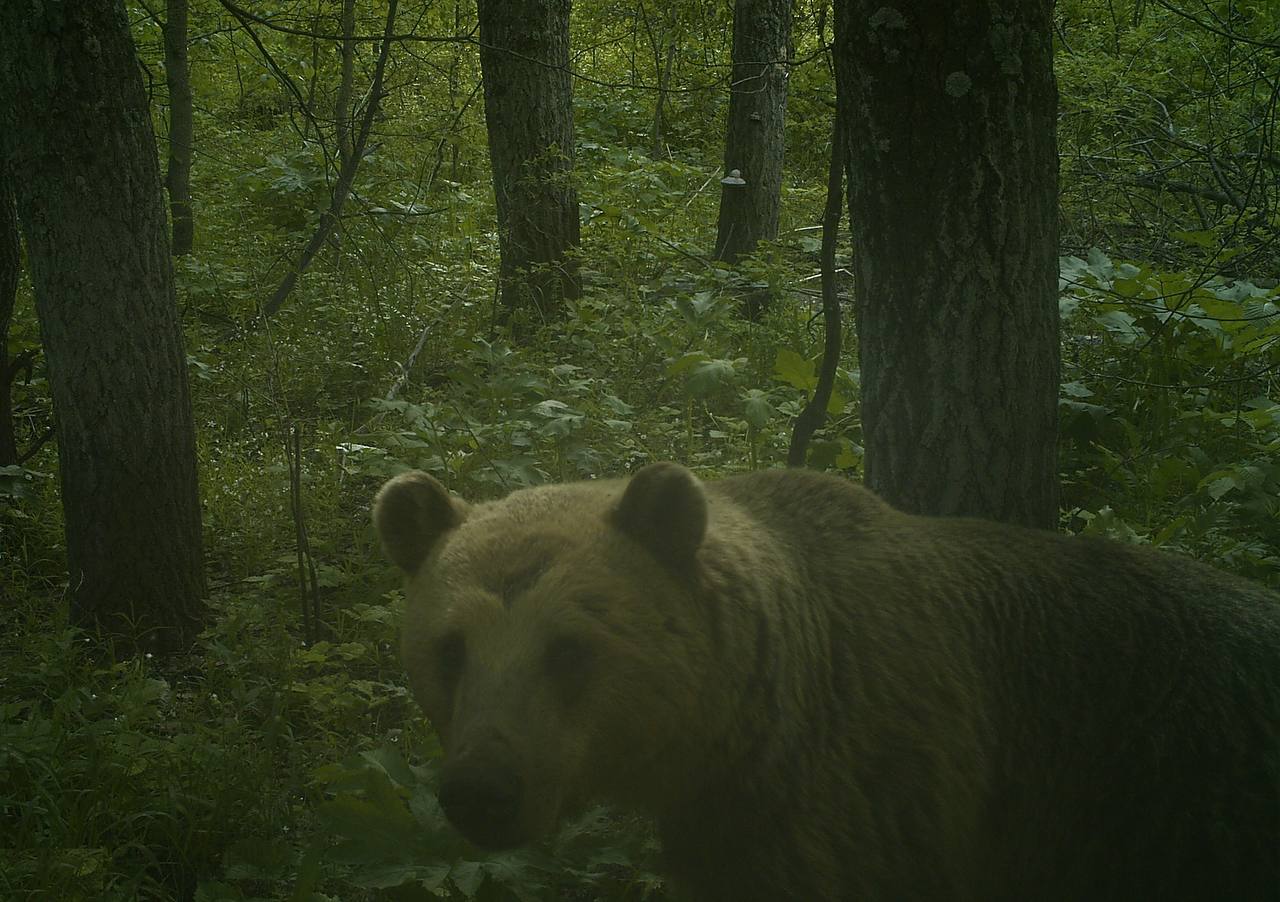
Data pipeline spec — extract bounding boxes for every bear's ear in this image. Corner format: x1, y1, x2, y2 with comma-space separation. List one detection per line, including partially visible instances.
612, 462, 707, 567
374, 471, 469, 573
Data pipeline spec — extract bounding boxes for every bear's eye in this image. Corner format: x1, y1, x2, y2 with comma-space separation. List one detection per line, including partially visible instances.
544, 635, 592, 680
435, 632, 466, 683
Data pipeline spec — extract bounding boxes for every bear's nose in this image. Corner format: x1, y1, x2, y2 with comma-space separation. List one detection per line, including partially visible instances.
438, 759, 524, 846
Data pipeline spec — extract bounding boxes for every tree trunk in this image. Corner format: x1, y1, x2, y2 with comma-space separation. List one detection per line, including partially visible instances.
0, 160, 19, 466
334, 0, 357, 167
637, 2, 676, 159
0, 0, 207, 654
651, 42, 675, 159
478, 0, 581, 335
834, 0, 1060, 529
788, 114, 844, 467
714, 0, 791, 266
164, 0, 194, 255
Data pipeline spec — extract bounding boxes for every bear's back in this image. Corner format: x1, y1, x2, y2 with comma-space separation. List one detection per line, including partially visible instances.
693, 468, 1280, 901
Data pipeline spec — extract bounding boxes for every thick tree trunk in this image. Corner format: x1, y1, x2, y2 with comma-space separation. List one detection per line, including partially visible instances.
0, 0, 207, 653
714, 0, 791, 266
478, 0, 582, 335
164, 0, 194, 255
834, 0, 1060, 529
0, 161, 19, 466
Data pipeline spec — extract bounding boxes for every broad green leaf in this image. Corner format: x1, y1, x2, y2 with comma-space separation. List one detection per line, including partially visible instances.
1170, 229, 1217, 248
687, 359, 737, 397
1203, 474, 1239, 500
361, 745, 416, 788
742, 389, 774, 428
664, 351, 709, 377
774, 349, 816, 390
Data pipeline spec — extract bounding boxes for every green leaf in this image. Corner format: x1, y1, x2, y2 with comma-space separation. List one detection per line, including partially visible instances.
1203, 474, 1239, 501
448, 861, 488, 896
742, 390, 774, 429
806, 440, 844, 468
773, 349, 816, 390
835, 441, 862, 469
1170, 229, 1217, 248
361, 744, 417, 788
349, 863, 444, 890
664, 351, 709, 377
687, 358, 737, 397
531, 399, 571, 416
1085, 246, 1114, 278
1093, 310, 1143, 343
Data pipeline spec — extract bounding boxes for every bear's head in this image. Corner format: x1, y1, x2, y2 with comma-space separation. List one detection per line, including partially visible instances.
374, 463, 715, 849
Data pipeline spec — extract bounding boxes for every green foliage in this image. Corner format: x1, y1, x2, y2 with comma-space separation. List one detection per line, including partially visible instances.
1055, 0, 1280, 268
307, 746, 662, 900
1058, 249, 1280, 580
3, 2, 1278, 900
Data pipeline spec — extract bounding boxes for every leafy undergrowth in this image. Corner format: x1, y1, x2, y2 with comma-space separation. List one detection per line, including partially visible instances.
0, 586, 665, 901
5, 2, 1279, 896
1057, 250, 1280, 583
4, 244, 1278, 900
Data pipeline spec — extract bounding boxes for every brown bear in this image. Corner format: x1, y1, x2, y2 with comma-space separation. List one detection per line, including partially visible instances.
374, 463, 1280, 901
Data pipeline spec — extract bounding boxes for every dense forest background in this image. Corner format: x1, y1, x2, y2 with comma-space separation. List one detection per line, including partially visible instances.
2, 0, 1278, 899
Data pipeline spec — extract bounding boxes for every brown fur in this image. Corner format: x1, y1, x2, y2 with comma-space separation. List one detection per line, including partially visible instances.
375, 463, 1280, 901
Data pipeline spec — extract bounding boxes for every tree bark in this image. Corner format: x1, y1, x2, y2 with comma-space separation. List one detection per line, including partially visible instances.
164, 0, 194, 255
834, 0, 1061, 529
714, 0, 791, 266
0, 160, 19, 466
478, 0, 582, 335
334, 0, 357, 167
637, 2, 676, 159
788, 114, 844, 468
0, 0, 207, 653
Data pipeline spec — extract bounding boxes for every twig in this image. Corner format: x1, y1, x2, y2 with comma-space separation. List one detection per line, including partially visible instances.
262, 0, 399, 317
386, 319, 434, 400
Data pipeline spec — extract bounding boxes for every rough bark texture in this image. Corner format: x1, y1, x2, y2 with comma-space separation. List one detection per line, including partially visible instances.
0, 0, 207, 653
714, 0, 791, 265
0, 160, 19, 466
478, 0, 581, 334
164, 0, 194, 255
835, 0, 1060, 529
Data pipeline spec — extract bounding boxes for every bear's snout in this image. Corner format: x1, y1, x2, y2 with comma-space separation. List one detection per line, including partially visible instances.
438, 757, 526, 849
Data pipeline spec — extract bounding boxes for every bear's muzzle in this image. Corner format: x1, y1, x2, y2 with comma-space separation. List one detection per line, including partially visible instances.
438, 755, 527, 849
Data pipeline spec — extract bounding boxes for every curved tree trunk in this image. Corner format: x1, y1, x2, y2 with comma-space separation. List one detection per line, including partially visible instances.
714, 0, 791, 267
164, 0, 194, 255
834, 0, 1060, 529
478, 0, 581, 336
0, 0, 207, 654
787, 114, 844, 467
